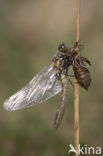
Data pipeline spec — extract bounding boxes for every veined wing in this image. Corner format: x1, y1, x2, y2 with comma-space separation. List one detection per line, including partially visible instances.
3, 64, 62, 111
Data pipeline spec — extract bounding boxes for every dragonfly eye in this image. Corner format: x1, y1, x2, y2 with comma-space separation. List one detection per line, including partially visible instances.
58, 43, 68, 53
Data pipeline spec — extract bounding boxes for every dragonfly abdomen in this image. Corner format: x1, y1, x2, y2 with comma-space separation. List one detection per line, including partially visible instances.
54, 76, 68, 129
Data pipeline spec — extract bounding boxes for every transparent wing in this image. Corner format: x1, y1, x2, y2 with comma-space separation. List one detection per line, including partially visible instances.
3, 64, 62, 111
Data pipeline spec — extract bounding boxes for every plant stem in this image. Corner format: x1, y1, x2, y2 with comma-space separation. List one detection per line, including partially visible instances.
74, 0, 80, 155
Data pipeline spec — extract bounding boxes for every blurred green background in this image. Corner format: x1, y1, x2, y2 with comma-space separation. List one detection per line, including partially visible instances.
0, 0, 103, 156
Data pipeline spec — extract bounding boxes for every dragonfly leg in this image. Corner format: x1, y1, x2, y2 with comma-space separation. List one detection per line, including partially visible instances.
69, 79, 74, 88
68, 74, 75, 77
82, 57, 91, 66
55, 73, 61, 81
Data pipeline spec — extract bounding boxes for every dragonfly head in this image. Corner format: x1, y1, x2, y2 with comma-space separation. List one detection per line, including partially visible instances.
58, 43, 68, 53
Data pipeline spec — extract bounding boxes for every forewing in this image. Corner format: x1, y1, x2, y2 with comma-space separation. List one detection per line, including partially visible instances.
3, 64, 62, 111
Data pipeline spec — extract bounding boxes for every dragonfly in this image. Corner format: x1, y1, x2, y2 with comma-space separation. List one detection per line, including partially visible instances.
3, 41, 91, 129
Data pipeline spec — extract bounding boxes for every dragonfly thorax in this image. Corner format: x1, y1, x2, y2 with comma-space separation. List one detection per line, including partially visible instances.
52, 52, 71, 77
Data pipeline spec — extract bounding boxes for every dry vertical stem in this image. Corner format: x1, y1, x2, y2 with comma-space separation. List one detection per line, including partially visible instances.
76, 0, 80, 41
74, 0, 80, 156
